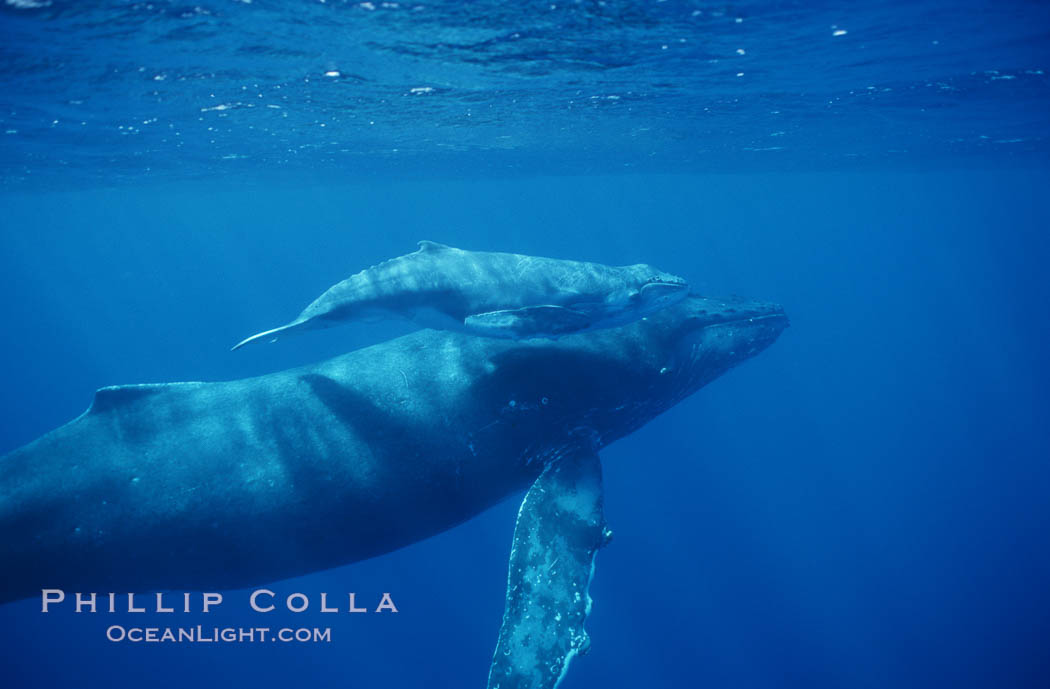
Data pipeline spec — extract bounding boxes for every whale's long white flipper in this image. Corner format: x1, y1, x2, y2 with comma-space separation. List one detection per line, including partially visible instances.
488, 452, 608, 689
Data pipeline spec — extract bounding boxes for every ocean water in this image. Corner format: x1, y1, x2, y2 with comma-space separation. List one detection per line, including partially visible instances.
1, 2, 1048, 688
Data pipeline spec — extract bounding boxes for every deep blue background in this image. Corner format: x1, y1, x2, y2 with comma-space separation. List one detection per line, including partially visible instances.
0, 169, 1048, 687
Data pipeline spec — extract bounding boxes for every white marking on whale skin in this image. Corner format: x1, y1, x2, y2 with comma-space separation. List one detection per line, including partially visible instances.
232, 241, 690, 349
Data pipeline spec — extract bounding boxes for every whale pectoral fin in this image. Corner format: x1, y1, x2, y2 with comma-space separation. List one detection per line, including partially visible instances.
487, 452, 608, 689
466, 306, 591, 339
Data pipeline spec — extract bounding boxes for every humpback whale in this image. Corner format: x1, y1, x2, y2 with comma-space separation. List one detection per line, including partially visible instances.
0, 295, 786, 688
232, 241, 689, 349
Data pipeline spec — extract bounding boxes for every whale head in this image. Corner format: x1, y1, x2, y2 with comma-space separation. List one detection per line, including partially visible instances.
623, 264, 690, 315
652, 295, 788, 405
469, 295, 787, 455
611, 294, 788, 426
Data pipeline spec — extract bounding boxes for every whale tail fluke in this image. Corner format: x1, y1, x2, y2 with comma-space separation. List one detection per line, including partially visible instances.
231, 320, 309, 351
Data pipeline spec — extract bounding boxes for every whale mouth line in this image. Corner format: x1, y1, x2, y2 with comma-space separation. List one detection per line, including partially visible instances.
663, 308, 788, 380
696, 310, 789, 330
724, 312, 789, 325
668, 308, 787, 353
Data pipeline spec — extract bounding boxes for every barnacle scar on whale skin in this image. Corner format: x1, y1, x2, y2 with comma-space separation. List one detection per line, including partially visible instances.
1, 295, 787, 689
231, 241, 690, 349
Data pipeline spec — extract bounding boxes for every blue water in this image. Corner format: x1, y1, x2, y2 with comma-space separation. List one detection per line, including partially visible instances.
1, 2, 1049, 688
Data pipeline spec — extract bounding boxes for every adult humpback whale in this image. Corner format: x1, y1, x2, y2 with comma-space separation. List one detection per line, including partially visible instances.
0, 295, 787, 688
232, 241, 689, 349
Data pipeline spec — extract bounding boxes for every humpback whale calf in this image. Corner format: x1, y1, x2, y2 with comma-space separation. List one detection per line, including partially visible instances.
1, 295, 786, 688
232, 241, 689, 349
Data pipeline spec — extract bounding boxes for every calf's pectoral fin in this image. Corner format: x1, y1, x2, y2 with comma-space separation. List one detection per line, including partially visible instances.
230, 319, 309, 351
487, 452, 609, 689
465, 306, 591, 340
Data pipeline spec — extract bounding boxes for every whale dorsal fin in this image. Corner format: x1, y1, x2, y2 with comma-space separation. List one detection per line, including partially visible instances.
417, 240, 452, 253
88, 382, 205, 415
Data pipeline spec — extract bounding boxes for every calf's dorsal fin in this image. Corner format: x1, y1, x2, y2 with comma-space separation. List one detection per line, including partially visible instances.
417, 240, 453, 252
